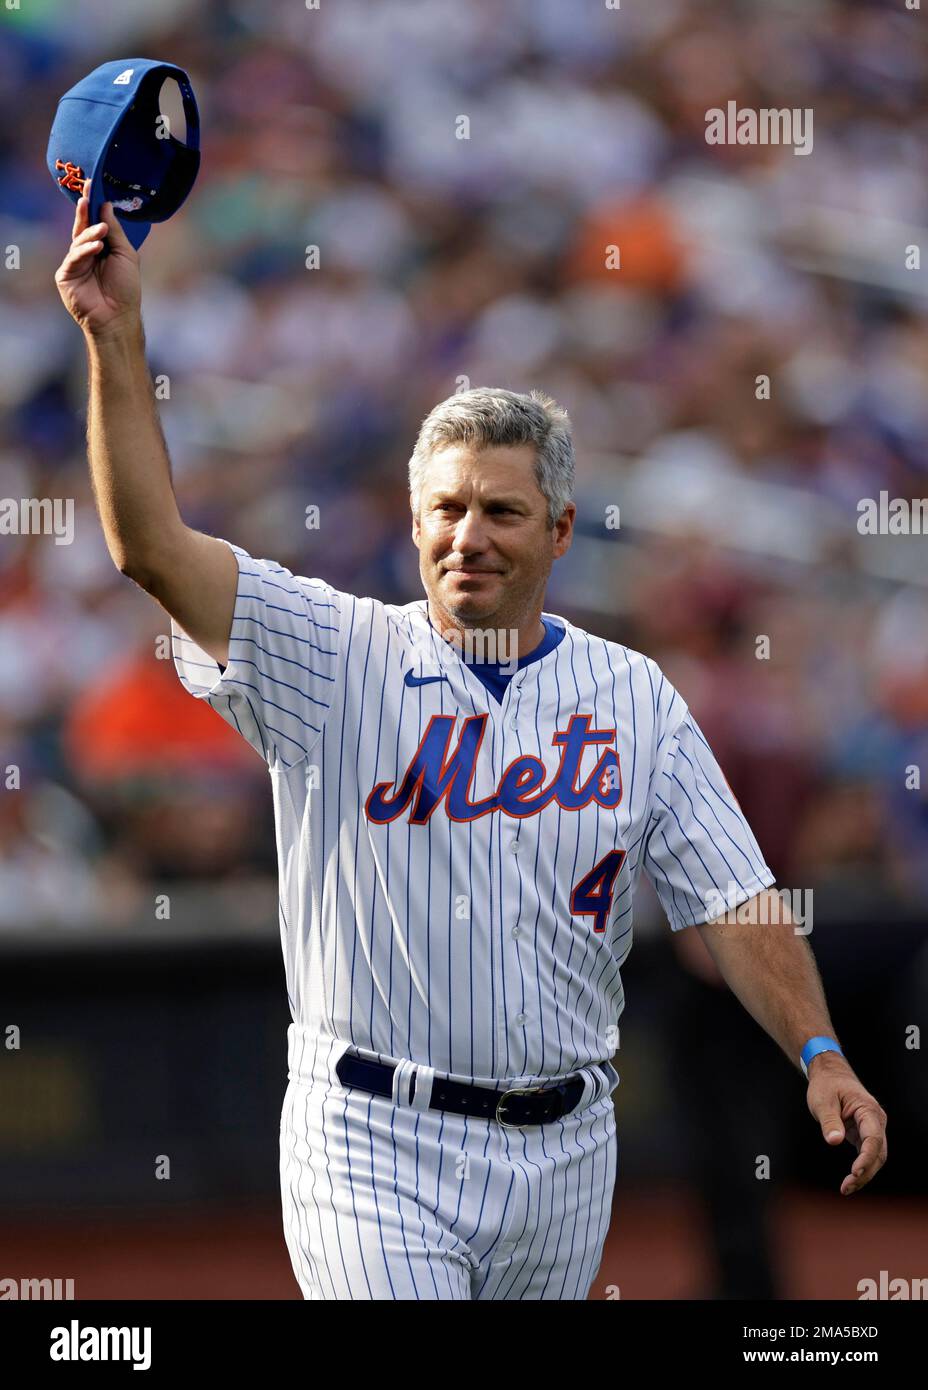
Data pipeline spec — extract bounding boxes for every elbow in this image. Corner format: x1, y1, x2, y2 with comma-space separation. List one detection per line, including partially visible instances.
110, 521, 186, 593
112, 549, 153, 590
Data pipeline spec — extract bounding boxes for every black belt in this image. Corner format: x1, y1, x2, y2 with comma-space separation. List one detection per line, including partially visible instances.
335, 1050, 587, 1128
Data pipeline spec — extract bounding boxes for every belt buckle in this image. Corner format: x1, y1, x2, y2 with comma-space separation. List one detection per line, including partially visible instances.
495, 1085, 545, 1128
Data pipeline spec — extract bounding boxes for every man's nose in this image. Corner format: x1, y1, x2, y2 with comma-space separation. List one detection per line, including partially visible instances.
452, 509, 489, 552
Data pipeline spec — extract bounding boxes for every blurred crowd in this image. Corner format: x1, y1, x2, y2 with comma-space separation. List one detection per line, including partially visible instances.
1, 0, 927, 926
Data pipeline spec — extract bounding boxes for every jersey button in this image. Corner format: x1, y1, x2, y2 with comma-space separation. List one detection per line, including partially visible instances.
509, 839, 519, 853
509, 717, 518, 730
511, 926, 520, 938
515, 1013, 527, 1025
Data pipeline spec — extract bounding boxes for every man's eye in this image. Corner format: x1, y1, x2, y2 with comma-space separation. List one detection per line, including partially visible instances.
434, 503, 516, 514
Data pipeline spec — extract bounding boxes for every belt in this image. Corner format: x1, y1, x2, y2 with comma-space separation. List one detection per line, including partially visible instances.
335, 1049, 587, 1128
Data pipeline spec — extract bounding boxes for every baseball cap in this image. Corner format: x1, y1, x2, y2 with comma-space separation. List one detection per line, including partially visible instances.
46, 58, 200, 251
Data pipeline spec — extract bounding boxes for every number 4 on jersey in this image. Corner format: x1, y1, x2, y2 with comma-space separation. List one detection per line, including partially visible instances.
570, 849, 626, 934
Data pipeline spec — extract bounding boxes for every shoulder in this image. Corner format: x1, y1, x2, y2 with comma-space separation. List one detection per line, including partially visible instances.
231, 549, 442, 668
231, 546, 425, 632
227, 544, 345, 610
544, 611, 680, 712
343, 591, 429, 645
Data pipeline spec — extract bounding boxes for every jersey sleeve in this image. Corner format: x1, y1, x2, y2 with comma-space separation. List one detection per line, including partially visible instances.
641, 697, 776, 930
171, 541, 343, 768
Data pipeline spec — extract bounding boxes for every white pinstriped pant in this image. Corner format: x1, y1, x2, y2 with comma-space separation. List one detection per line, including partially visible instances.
279, 1028, 619, 1301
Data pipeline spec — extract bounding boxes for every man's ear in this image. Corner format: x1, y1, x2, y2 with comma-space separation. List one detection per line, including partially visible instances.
411, 510, 420, 547
552, 501, 575, 558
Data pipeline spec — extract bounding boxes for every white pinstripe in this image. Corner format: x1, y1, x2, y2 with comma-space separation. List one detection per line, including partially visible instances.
173, 542, 773, 1299
279, 1030, 617, 1300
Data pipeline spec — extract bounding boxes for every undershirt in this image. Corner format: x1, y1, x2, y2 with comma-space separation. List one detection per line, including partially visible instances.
429, 616, 566, 705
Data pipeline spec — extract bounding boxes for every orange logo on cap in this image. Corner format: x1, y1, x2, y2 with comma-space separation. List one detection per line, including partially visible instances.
55, 160, 86, 193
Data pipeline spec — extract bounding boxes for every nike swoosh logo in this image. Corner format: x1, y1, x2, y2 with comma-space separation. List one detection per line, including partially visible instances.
404, 671, 449, 687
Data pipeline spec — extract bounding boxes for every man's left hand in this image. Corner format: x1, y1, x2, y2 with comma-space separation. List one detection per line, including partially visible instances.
806, 1055, 888, 1197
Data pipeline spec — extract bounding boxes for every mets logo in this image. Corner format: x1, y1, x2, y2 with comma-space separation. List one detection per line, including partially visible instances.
55, 160, 86, 193
364, 713, 622, 825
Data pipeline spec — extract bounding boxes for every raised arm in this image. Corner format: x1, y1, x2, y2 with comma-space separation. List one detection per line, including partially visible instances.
54, 179, 237, 665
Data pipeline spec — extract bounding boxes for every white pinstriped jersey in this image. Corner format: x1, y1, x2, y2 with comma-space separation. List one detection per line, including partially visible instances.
172, 542, 775, 1085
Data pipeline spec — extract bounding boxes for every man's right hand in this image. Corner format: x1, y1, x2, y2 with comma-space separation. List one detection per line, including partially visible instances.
54, 177, 141, 338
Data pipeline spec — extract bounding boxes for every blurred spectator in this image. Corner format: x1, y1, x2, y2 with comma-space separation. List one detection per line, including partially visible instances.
0, 0, 926, 923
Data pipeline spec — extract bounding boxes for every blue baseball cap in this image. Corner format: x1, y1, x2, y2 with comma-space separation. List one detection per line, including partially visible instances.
47, 58, 200, 251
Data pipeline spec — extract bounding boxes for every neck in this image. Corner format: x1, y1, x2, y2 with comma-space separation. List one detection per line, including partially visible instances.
426, 600, 546, 663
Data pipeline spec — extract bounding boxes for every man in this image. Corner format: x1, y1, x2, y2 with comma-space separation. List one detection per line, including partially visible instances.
55, 189, 887, 1301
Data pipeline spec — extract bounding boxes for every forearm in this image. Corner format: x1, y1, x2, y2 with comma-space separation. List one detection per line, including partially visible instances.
697, 891, 840, 1072
699, 892, 887, 1194
57, 188, 237, 662
85, 319, 184, 580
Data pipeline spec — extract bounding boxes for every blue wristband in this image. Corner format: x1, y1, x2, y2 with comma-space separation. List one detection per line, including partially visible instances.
800, 1036, 844, 1078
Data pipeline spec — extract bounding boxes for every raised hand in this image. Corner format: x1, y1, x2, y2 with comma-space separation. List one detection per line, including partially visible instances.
54, 178, 141, 337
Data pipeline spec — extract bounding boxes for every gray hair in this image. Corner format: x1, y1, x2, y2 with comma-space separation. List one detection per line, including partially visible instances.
408, 387, 574, 528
